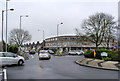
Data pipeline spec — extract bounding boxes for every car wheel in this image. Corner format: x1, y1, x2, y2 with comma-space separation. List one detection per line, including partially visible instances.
49, 56, 51, 59
39, 58, 41, 60
18, 60, 24, 66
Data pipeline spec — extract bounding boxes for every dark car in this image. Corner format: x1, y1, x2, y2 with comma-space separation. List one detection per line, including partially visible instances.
29, 50, 35, 54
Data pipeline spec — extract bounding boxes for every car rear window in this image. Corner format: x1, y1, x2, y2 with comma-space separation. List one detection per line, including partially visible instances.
40, 51, 48, 53
0, 53, 4, 57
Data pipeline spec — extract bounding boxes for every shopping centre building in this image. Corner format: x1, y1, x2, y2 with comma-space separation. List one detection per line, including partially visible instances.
44, 35, 114, 51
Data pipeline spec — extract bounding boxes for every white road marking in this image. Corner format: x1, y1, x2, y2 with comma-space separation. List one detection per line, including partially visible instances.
31, 55, 34, 58
0, 71, 2, 76
3, 68, 7, 80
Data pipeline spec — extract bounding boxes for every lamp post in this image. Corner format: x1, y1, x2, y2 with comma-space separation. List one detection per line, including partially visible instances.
38, 29, 44, 49
57, 22, 63, 53
19, 15, 28, 50
5, 0, 14, 52
2, 9, 14, 52
5, 0, 8, 52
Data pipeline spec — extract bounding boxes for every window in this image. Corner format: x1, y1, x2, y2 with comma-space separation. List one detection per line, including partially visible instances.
4, 53, 15, 57
0, 53, 4, 57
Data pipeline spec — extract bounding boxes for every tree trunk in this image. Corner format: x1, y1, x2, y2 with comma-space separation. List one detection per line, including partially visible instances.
96, 43, 98, 49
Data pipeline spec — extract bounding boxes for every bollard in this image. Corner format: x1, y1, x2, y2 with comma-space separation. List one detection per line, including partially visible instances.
60, 51, 62, 55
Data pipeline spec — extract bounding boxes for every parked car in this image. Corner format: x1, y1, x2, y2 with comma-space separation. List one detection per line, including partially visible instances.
0, 52, 25, 67
24, 50, 29, 53
75, 50, 84, 55
48, 50, 54, 54
29, 50, 35, 54
68, 50, 76, 55
38, 50, 51, 60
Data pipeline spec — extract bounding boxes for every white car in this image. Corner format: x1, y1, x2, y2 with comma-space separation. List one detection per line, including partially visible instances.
68, 50, 76, 55
38, 50, 51, 60
0, 52, 25, 67
75, 50, 84, 55
25, 50, 29, 53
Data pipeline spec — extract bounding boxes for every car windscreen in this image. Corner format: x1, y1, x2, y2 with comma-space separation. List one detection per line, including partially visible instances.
76, 50, 81, 52
0, 53, 4, 57
70, 50, 75, 52
49, 50, 53, 52
40, 51, 48, 53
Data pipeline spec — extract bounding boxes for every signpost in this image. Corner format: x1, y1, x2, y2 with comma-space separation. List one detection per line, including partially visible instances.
101, 52, 108, 60
101, 52, 108, 57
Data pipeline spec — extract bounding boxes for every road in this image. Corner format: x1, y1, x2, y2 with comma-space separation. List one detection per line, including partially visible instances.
0, 68, 2, 80
7, 53, 118, 79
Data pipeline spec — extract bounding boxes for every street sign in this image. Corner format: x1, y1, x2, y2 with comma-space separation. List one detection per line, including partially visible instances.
101, 52, 108, 57
24, 45, 26, 47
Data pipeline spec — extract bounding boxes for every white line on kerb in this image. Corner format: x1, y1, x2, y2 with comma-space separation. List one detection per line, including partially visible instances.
3, 68, 7, 80
31, 55, 34, 58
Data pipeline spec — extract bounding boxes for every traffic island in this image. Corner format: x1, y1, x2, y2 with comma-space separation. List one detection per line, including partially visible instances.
76, 58, 119, 71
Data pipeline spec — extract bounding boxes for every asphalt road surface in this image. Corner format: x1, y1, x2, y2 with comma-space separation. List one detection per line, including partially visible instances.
7, 54, 118, 79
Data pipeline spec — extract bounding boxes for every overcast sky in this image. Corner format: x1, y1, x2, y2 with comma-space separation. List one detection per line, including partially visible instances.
0, 0, 119, 44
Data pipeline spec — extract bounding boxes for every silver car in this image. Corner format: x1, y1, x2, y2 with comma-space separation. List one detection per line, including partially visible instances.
75, 50, 84, 55
0, 52, 25, 67
38, 50, 51, 60
68, 50, 76, 55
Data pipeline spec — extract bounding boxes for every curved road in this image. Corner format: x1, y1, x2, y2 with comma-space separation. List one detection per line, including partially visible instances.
7, 54, 118, 79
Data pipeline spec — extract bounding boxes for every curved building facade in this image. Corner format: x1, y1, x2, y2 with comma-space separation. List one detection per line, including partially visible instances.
44, 35, 114, 51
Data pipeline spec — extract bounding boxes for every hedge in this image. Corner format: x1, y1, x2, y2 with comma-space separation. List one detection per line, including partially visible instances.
8, 45, 18, 53
84, 49, 119, 61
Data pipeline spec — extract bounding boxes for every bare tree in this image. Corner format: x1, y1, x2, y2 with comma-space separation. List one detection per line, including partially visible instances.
81, 13, 116, 49
8, 29, 31, 47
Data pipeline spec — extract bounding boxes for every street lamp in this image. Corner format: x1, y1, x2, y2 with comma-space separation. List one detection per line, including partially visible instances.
5, 0, 14, 52
2, 9, 14, 52
57, 22, 63, 53
20, 15, 29, 30
19, 15, 29, 50
117, 25, 120, 51
38, 29, 44, 49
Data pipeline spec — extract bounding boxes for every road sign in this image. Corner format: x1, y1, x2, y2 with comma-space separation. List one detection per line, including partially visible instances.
101, 52, 108, 57
24, 45, 26, 47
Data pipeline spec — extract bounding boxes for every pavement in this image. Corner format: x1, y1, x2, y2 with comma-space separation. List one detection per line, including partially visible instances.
76, 58, 119, 71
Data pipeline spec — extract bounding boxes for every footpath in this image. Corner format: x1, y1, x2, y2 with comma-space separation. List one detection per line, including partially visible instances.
76, 58, 119, 71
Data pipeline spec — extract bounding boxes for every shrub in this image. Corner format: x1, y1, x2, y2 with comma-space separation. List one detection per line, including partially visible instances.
116, 50, 120, 55
84, 49, 118, 61
102, 57, 111, 61
107, 50, 118, 57
13, 46, 18, 53
111, 55, 119, 61
8, 45, 18, 53
8, 46, 13, 53
84, 50, 94, 58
